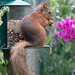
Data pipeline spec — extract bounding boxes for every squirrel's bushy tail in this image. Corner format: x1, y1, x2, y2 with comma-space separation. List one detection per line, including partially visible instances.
10, 41, 33, 75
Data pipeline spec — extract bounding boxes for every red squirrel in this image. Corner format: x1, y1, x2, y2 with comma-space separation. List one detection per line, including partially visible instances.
10, 2, 54, 75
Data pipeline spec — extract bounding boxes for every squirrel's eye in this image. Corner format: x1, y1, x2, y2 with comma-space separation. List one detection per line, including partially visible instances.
48, 11, 51, 14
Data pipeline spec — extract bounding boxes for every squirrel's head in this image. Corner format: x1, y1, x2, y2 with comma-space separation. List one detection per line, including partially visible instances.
33, 2, 53, 20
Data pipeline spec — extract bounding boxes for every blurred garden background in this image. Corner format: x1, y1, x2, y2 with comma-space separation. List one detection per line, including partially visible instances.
0, 0, 75, 75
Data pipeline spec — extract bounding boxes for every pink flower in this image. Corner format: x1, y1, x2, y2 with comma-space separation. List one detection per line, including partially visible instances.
72, 69, 75, 73
55, 31, 58, 37
55, 22, 62, 28
73, 53, 75, 56
55, 16, 75, 41
63, 34, 71, 41
65, 18, 70, 25
72, 36, 75, 40
66, 24, 72, 32
52, 26, 54, 30
70, 30, 75, 36
72, 24, 75, 29
52, 39, 55, 46
72, 20, 75, 25
62, 24, 69, 30
61, 19, 65, 23
69, 21, 73, 26
58, 30, 66, 37
49, 31, 52, 34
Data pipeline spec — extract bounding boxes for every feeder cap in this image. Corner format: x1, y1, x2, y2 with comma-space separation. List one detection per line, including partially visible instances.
1, 0, 31, 6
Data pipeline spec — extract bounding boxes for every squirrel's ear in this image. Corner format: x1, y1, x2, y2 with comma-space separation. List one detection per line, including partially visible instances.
41, 2, 44, 5
40, 7, 44, 12
43, 3, 47, 8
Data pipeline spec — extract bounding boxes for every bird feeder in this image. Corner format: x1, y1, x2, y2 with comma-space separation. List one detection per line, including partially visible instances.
0, 0, 31, 50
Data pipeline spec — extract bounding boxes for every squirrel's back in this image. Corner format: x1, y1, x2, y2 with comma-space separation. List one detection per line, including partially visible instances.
20, 14, 46, 46
20, 2, 53, 46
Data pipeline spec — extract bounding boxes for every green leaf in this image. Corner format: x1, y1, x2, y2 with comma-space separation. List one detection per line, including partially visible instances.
45, 34, 53, 45
0, 72, 2, 75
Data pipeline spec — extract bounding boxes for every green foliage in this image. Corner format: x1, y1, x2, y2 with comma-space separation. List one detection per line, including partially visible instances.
0, 50, 8, 75
49, 38, 75, 75
44, 0, 75, 75
40, 39, 75, 75
0, 6, 9, 26
0, 6, 9, 75
49, 0, 75, 21
0, 6, 10, 17
45, 34, 53, 45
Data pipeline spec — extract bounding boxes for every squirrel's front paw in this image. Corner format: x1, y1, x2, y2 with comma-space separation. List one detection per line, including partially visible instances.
49, 21, 54, 26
